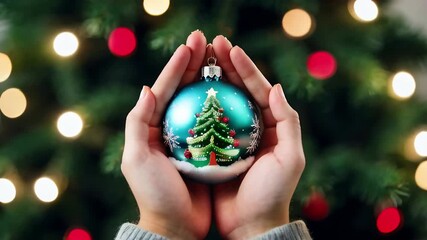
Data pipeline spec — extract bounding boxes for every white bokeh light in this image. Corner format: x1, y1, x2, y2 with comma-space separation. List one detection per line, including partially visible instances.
34, 177, 59, 203
0, 178, 16, 204
391, 71, 416, 99
53, 32, 79, 57
414, 131, 427, 157
352, 0, 379, 22
57, 111, 83, 138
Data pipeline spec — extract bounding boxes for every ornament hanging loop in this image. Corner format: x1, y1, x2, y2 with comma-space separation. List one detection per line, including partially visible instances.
202, 44, 221, 80
207, 56, 217, 66
206, 44, 217, 66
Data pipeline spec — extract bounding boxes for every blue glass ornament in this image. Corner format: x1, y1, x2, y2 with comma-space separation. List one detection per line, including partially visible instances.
163, 57, 263, 182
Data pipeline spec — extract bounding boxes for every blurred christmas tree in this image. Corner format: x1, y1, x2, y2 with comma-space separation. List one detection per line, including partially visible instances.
1, 0, 427, 239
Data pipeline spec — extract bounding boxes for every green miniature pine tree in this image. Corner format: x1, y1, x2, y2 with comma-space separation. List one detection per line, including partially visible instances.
186, 87, 239, 166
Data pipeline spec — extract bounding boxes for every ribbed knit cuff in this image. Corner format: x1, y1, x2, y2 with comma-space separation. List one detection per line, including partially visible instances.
115, 223, 169, 240
252, 220, 312, 240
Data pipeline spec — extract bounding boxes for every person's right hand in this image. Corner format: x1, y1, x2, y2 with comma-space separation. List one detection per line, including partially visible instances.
120, 31, 211, 240
212, 36, 306, 239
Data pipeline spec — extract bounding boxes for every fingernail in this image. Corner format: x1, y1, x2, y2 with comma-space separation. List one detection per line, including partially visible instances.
175, 44, 185, 53
139, 86, 147, 100
275, 84, 286, 100
223, 36, 232, 45
191, 29, 204, 35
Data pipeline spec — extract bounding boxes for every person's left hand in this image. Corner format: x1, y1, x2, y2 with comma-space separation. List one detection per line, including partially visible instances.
121, 31, 211, 240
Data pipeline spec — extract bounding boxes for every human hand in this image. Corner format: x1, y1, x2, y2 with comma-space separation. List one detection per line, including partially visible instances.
212, 36, 306, 239
121, 31, 211, 240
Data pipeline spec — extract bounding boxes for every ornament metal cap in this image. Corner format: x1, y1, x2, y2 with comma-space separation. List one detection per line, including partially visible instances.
202, 56, 222, 79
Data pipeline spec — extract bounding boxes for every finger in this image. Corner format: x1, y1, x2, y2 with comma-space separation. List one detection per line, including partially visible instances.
269, 84, 305, 168
180, 30, 207, 86
151, 45, 191, 125
123, 86, 156, 161
230, 46, 272, 109
212, 36, 245, 89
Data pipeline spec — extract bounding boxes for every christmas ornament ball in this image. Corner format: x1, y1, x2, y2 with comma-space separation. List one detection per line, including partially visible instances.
162, 59, 263, 183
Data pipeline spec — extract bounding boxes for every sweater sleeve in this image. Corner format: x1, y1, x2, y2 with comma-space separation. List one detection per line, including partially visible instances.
115, 223, 168, 240
252, 220, 312, 240
115, 221, 312, 240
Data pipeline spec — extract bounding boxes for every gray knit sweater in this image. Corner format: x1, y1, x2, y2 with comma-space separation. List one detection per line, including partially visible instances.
115, 220, 312, 240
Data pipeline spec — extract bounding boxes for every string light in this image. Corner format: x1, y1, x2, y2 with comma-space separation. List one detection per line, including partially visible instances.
34, 177, 59, 203
57, 111, 84, 138
306, 51, 337, 80
0, 52, 12, 82
282, 8, 314, 39
53, 32, 79, 57
414, 131, 427, 157
0, 178, 16, 204
389, 71, 416, 99
66, 228, 92, 240
349, 0, 379, 22
0, 88, 27, 118
143, 0, 170, 16
415, 161, 427, 191
108, 27, 137, 57
376, 207, 402, 234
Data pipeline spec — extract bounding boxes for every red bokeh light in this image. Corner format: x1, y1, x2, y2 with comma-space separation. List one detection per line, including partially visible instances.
108, 27, 137, 57
376, 207, 402, 234
302, 191, 329, 221
306, 51, 337, 80
66, 228, 92, 240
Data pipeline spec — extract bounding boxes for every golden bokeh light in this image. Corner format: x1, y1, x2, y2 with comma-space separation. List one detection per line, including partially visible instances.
143, 0, 170, 16
415, 161, 427, 191
0, 52, 12, 82
282, 8, 314, 38
0, 88, 27, 118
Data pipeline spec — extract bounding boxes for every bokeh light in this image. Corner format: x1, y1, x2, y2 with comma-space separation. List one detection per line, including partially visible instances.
302, 192, 329, 221
108, 27, 137, 57
57, 111, 84, 138
53, 32, 79, 57
0, 52, 12, 82
34, 177, 59, 203
415, 161, 427, 191
143, 0, 170, 16
307, 51, 337, 80
0, 178, 16, 204
414, 131, 427, 157
66, 228, 92, 240
376, 207, 402, 234
0, 88, 27, 118
282, 8, 314, 38
350, 0, 379, 22
389, 71, 416, 99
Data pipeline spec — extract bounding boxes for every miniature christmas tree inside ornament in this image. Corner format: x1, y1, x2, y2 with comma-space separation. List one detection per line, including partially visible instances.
163, 55, 263, 183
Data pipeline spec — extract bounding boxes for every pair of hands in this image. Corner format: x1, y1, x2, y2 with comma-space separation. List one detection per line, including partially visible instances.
121, 31, 305, 240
